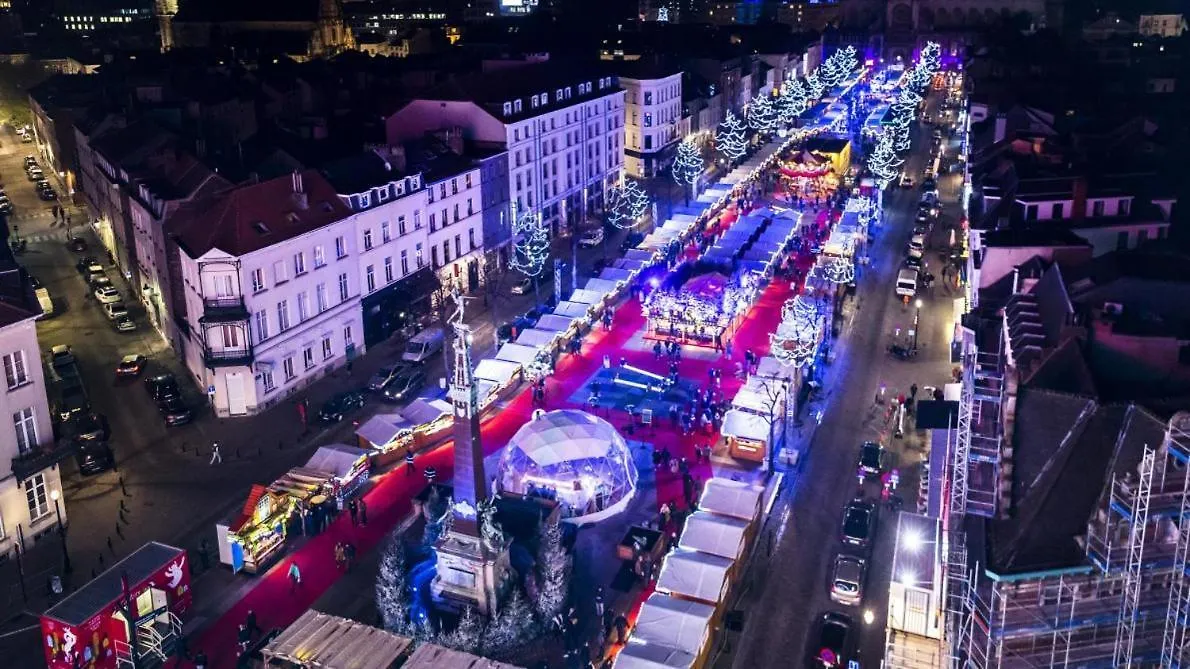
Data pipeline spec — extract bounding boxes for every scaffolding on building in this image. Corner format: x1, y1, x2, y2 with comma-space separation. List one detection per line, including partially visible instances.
1115, 446, 1156, 668
966, 349, 1004, 518
1161, 413, 1190, 668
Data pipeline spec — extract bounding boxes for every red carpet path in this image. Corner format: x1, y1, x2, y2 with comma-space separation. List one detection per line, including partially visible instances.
190, 207, 826, 667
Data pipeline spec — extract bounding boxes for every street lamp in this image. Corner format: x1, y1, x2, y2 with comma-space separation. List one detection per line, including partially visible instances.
50, 489, 71, 573
863, 609, 875, 625
912, 299, 923, 350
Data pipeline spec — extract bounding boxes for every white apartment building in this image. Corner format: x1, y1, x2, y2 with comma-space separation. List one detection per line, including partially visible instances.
0, 266, 65, 558
423, 160, 485, 294
169, 171, 364, 417
618, 62, 683, 179
385, 60, 626, 238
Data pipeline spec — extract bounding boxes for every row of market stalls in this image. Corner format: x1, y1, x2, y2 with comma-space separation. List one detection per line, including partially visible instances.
615, 478, 769, 669
261, 609, 525, 669
216, 444, 371, 574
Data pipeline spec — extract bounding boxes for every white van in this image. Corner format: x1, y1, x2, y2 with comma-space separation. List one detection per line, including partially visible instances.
401, 327, 445, 363
35, 287, 53, 318
896, 268, 919, 298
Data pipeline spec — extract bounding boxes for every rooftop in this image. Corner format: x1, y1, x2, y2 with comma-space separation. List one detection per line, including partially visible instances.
169, 170, 352, 258
418, 60, 619, 122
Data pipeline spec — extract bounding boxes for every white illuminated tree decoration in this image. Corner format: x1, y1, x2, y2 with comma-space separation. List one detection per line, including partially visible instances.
626, 177, 650, 220
770, 295, 821, 368
806, 71, 826, 100
715, 110, 748, 163
747, 92, 777, 134
868, 131, 903, 188
821, 256, 856, 285
657, 6, 669, 21
509, 210, 550, 278
605, 179, 650, 230
779, 77, 809, 124
672, 137, 704, 189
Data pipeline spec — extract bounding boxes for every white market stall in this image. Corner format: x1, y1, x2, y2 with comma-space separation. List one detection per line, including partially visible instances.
301, 444, 370, 502
570, 288, 610, 308
584, 278, 621, 296
720, 409, 774, 464
614, 258, 648, 273
678, 511, 750, 561
613, 642, 696, 669
261, 609, 412, 669
598, 268, 634, 285
730, 377, 786, 416
755, 355, 798, 383
698, 478, 763, 523
474, 358, 522, 386
496, 342, 545, 366
554, 301, 593, 320
656, 549, 735, 606
632, 593, 715, 658
402, 643, 525, 669
536, 313, 583, 338
624, 248, 660, 263
517, 328, 562, 349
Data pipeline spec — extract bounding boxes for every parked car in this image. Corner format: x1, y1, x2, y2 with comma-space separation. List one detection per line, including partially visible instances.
103, 302, 128, 321
38, 186, 58, 201
903, 249, 924, 269
908, 234, 925, 254
23, 156, 37, 169
116, 354, 147, 377
75, 257, 98, 274
510, 277, 532, 295
829, 555, 866, 606
319, 390, 367, 422
145, 373, 181, 403
76, 443, 115, 476
113, 314, 136, 332
810, 612, 853, 667
94, 286, 121, 304
68, 236, 88, 252
898, 174, 914, 189
857, 441, 887, 478
578, 228, 605, 247
158, 396, 193, 426
367, 366, 401, 392
0, 195, 12, 214
71, 412, 110, 444
841, 500, 875, 549
382, 366, 427, 402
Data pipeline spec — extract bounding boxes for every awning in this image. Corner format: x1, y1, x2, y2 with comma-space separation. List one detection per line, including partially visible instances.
698, 478, 762, 522
516, 328, 562, 348
262, 609, 413, 669
656, 549, 734, 605
496, 342, 544, 366
632, 593, 715, 656
678, 511, 749, 560
356, 413, 409, 448
475, 358, 520, 385
536, 314, 580, 333
304, 443, 370, 478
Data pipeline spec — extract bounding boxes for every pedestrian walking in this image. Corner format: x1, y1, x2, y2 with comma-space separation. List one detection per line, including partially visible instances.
198, 538, 211, 570
288, 560, 302, 593
359, 498, 368, 526
725, 341, 733, 360
209, 442, 222, 465
345, 542, 357, 570
348, 499, 359, 526
614, 614, 629, 644
237, 624, 252, 652
424, 466, 437, 484
245, 610, 260, 638
910, 383, 918, 400
405, 452, 415, 475
334, 542, 346, 570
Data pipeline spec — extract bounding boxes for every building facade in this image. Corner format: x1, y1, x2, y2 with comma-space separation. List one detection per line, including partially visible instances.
0, 265, 65, 560
619, 66, 683, 179
169, 171, 364, 417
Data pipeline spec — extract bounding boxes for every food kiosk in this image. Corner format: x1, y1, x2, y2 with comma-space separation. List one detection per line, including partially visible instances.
302, 443, 371, 502
356, 399, 453, 464
216, 484, 297, 574
41, 542, 191, 669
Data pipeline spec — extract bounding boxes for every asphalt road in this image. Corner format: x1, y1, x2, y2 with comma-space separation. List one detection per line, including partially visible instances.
723, 104, 963, 669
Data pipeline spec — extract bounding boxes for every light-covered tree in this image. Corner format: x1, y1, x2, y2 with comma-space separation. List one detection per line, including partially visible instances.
805, 71, 826, 101
868, 131, 903, 187
440, 606, 484, 653
604, 185, 632, 230
375, 533, 411, 635
672, 137, 703, 204
482, 588, 538, 655
625, 178, 651, 221
534, 516, 570, 623
509, 210, 550, 278
747, 93, 777, 134
715, 111, 748, 163
778, 78, 808, 126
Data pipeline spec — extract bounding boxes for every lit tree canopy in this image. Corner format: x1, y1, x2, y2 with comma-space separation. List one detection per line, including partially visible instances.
770, 295, 821, 368
715, 110, 748, 163
509, 210, 550, 278
625, 178, 650, 220
805, 71, 826, 101
779, 77, 809, 124
747, 93, 778, 134
605, 179, 650, 230
672, 137, 704, 187
868, 131, 903, 188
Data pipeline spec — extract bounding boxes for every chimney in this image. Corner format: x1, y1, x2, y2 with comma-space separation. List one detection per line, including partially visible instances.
993, 113, 1008, 144
1070, 176, 1087, 221
291, 171, 309, 210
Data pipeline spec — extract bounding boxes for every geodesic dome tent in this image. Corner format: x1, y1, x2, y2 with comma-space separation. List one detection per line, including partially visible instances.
497, 409, 638, 525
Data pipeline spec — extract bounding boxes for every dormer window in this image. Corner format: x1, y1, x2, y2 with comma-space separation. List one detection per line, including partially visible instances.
513, 99, 522, 112
377, 187, 389, 202
359, 192, 370, 208
555, 88, 563, 101
565, 87, 572, 99
531, 94, 539, 108
395, 180, 405, 196
503, 101, 513, 115
411, 174, 420, 189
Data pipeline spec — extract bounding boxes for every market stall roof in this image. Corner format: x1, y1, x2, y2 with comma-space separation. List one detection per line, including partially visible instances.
583, 278, 620, 295
614, 258, 648, 272
633, 593, 715, 656
554, 301, 592, 319
402, 398, 452, 426
731, 377, 785, 415
682, 273, 729, 300
695, 191, 720, 204
401, 642, 525, 669
613, 642, 697, 669
661, 220, 690, 234
598, 267, 634, 284
570, 288, 609, 305
516, 328, 562, 348
261, 609, 412, 669
699, 478, 763, 522
720, 409, 772, 444
624, 248, 659, 263
672, 213, 698, 223
303, 444, 369, 479
737, 260, 769, 276
496, 342, 544, 366
741, 249, 778, 265
229, 484, 270, 532
475, 358, 521, 385
536, 313, 580, 333
45, 542, 185, 626
656, 549, 734, 605
355, 413, 407, 448
678, 511, 750, 560
755, 355, 798, 382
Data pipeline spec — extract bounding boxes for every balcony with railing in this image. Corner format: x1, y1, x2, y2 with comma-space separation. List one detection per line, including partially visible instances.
203, 344, 253, 367
12, 439, 77, 481
200, 295, 249, 322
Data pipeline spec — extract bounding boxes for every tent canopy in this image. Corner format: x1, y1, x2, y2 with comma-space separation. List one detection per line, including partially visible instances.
633, 593, 715, 656
516, 328, 562, 348
355, 414, 407, 448
261, 609, 413, 669
304, 444, 369, 479
496, 343, 543, 366
475, 358, 521, 385
699, 478, 763, 522
678, 510, 749, 560
656, 549, 734, 605
504, 409, 626, 468
402, 399, 452, 426
613, 642, 696, 669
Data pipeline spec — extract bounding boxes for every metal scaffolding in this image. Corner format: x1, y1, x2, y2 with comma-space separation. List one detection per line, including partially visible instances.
1115, 446, 1156, 668
1162, 414, 1190, 668
1048, 574, 1077, 669
966, 350, 1004, 517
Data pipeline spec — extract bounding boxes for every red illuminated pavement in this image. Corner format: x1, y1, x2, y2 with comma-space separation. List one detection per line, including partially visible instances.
190, 207, 832, 667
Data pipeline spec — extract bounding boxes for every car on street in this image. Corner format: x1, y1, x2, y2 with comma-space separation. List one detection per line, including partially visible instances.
76, 257, 99, 274
157, 396, 193, 426
809, 612, 852, 667
382, 366, 426, 402
829, 555, 866, 606
38, 186, 58, 201
908, 234, 925, 254
841, 500, 875, 549
94, 286, 121, 304
914, 210, 930, 225
71, 412, 110, 444
319, 390, 367, 422
510, 277, 532, 295
103, 302, 128, 321
68, 236, 88, 252
899, 174, 914, 189
24, 156, 37, 169
0, 195, 12, 214
903, 249, 924, 269
27, 168, 43, 181
367, 365, 401, 391
116, 354, 147, 377
922, 177, 938, 196
146, 373, 182, 403
858, 441, 888, 477
578, 228, 605, 247
113, 314, 137, 332
76, 443, 115, 476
